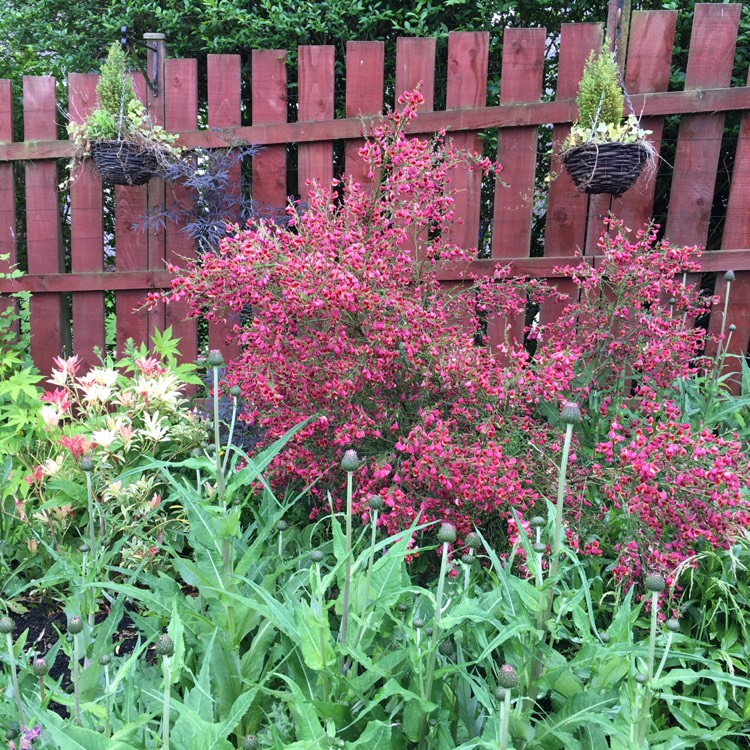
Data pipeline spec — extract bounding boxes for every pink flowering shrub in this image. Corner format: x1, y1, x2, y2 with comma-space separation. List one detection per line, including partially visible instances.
160, 91, 750, 585
538, 220, 710, 398
161, 90, 552, 538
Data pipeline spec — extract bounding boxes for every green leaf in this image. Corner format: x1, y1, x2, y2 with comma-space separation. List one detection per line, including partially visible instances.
275, 673, 326, 742
295, 601, 334, 671
532, 692, 620, 747
347, 720, 393, 749
185, 630, 218, 717
653, 668, 750, 691
38, 711, 140, 750
166, 598, 186, 685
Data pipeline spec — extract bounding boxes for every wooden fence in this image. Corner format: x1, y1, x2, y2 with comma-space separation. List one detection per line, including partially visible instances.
0, 4, 750, 379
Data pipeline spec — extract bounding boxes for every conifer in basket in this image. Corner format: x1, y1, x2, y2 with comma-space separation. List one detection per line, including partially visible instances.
561, 49, 655, 197
68, 42, 179, 186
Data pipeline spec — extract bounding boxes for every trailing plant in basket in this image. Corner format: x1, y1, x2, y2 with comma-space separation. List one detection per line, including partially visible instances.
67, 42, 179, 185
561, 49, 654, 195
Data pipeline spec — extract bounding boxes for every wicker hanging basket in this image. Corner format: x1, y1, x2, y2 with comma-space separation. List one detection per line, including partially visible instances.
90, 140, 160, 186
561, 141, 650, 197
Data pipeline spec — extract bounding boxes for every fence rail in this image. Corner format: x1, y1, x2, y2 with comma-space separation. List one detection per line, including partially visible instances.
0, 5, 749, 379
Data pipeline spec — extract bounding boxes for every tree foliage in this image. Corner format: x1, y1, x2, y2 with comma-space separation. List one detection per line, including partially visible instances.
0, 0, 612, 83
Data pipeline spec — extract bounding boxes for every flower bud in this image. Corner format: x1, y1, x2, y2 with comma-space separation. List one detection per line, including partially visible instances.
398, 603, 410, 613
644, 572, 666, 593
724, 270, 735, 282
665, 617, 680, 633
68, 616, 84, 635
0, 616, 14, 635
155, 634, 175, 657
229, 385, 241, 398
668, 297, 676, 306
412, 617, 425, 629
368, 495, 384, 511
436, 522, 456, 544
465, 531, 481, 549
461, 553, 473, 565
340, 449, 360, 472
560, 401, 582, 424
729, 324, 736, 332
32, 657, 49, 676
634, 672, 647, 685
532, 542, 546, 554
530, 516, 545, 529
276, 520, 288, 532
494, 687, 507, 701
438, 639, 455, 657
497, 663, 519, 689
206, 349, 224, 368
242, 737, 259, 750
99, 654, 112, 666
79, 544, 90, 553
80, 456, 95, 473
599, 631, 610, 643
424, 626, 433, 637
309, 550, 324, 564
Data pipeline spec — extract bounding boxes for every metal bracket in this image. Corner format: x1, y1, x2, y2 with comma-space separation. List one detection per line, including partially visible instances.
120, 26, 160, 97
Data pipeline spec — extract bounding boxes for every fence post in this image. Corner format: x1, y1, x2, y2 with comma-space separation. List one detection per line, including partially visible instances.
143, 33, 167, 109
144, 33, 167, 339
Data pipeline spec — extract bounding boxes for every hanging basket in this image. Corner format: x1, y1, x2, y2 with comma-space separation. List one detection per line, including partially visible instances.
90, 140, 160, 186
561, 141, 650, 197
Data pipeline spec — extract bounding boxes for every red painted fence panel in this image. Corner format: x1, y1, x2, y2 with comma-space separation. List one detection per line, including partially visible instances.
0, 11, 748, 382
69, 73, 105, 371
24, 76, 63, 376
0, 81, 16, 323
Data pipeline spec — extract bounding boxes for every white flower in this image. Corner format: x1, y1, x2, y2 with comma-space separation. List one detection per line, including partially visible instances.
90, 427, 118, 450
141, 411, 169, 442
39, 404, 61, 429
41, 455, 65, 477
90, 368, 119, 387
80, 383, 112, 405
134, 372, 183, 407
